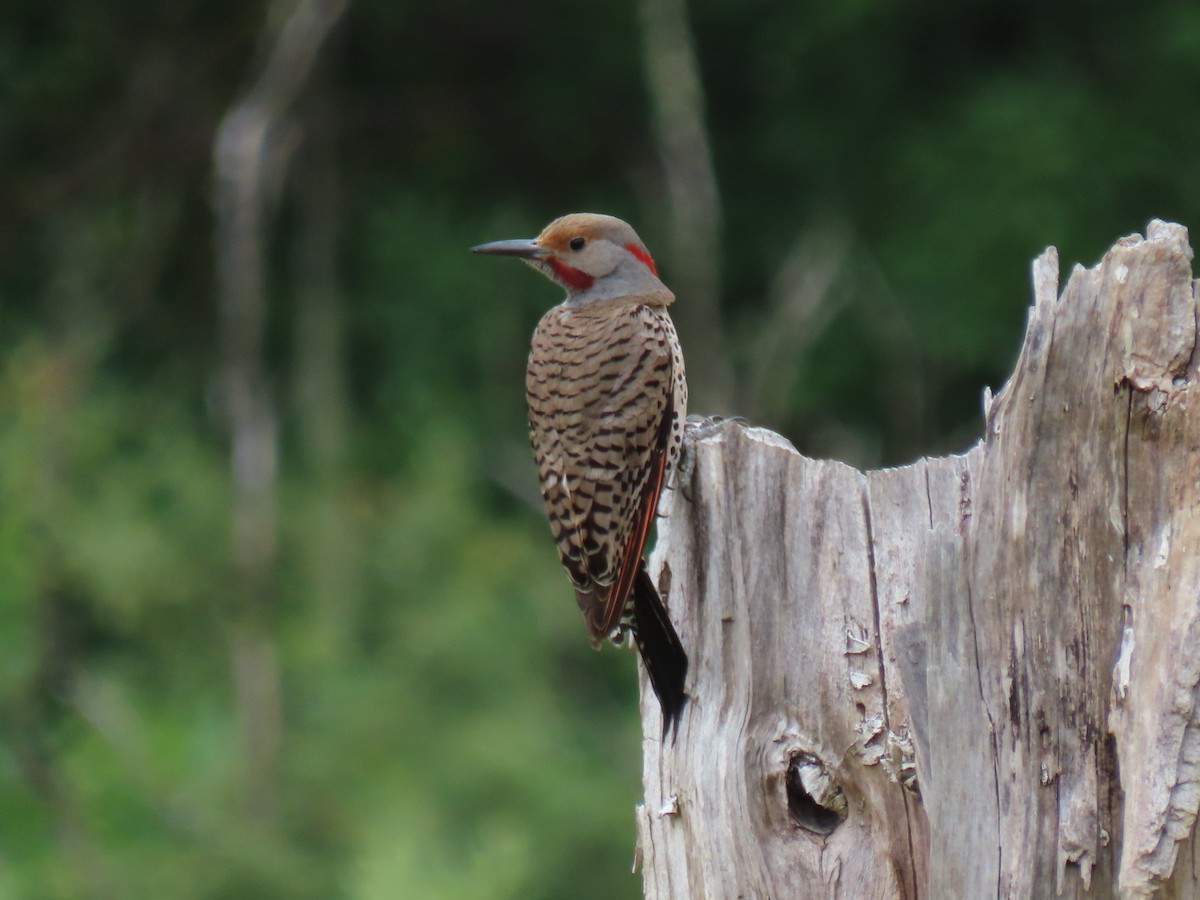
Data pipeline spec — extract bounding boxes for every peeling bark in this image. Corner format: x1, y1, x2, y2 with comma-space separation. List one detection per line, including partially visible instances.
637, 221, 1200, 898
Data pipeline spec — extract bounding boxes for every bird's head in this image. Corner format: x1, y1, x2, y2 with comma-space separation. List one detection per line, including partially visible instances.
471, 213, 672, 305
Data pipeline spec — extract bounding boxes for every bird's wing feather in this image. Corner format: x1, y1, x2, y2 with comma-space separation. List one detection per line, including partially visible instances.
595, 394, 672, 639
526, 304, 675, 643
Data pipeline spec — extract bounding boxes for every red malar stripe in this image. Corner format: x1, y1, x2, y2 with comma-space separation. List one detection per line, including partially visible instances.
548, 258, 595, 291
624, 243, 658, 276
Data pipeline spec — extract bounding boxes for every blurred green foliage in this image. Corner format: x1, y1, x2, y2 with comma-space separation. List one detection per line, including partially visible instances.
2, 0, 1200, 896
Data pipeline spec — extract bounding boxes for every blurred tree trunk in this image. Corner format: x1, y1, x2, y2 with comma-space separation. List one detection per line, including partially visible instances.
637, 0, 734, 414
638, 221, 1200, 898
213, 0, 348, 822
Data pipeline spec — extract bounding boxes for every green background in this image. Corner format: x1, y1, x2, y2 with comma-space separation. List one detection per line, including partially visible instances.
3, 1, 1198, 896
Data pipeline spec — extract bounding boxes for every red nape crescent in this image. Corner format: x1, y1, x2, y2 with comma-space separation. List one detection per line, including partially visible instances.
624, 243, 658, 276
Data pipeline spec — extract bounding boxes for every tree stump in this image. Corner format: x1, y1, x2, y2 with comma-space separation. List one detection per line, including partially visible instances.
636, 221, 1200, 899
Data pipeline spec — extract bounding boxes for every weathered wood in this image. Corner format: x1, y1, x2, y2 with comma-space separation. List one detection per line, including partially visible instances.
636, 221, 1200, 898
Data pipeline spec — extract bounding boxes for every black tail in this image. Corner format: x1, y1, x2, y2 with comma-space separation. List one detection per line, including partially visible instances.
631, 561, 688, 741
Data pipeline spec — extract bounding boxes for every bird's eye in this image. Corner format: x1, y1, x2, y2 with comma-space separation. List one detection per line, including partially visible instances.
569, 236, 585, 251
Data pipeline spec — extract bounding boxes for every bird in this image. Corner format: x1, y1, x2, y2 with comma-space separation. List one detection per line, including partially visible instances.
472, 213, 689, 738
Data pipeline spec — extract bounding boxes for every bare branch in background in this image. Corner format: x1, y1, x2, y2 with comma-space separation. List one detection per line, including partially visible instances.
854, 247, 931, 463
637, 0, 734, 414
743, 218, 853, 426
212, 0, 349, 823
482, 441, 547, 515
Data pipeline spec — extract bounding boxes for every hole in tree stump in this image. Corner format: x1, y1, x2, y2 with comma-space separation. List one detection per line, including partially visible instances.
786, 752, 847, 836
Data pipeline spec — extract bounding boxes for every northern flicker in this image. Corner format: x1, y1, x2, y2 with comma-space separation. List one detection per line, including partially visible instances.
472, 213, 689, 736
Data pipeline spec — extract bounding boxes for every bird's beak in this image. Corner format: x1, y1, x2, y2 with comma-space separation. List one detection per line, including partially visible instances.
470, 238, 548, 259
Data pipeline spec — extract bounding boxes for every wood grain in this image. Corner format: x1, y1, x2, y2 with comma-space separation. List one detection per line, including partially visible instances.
636, 221, 1200, 899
